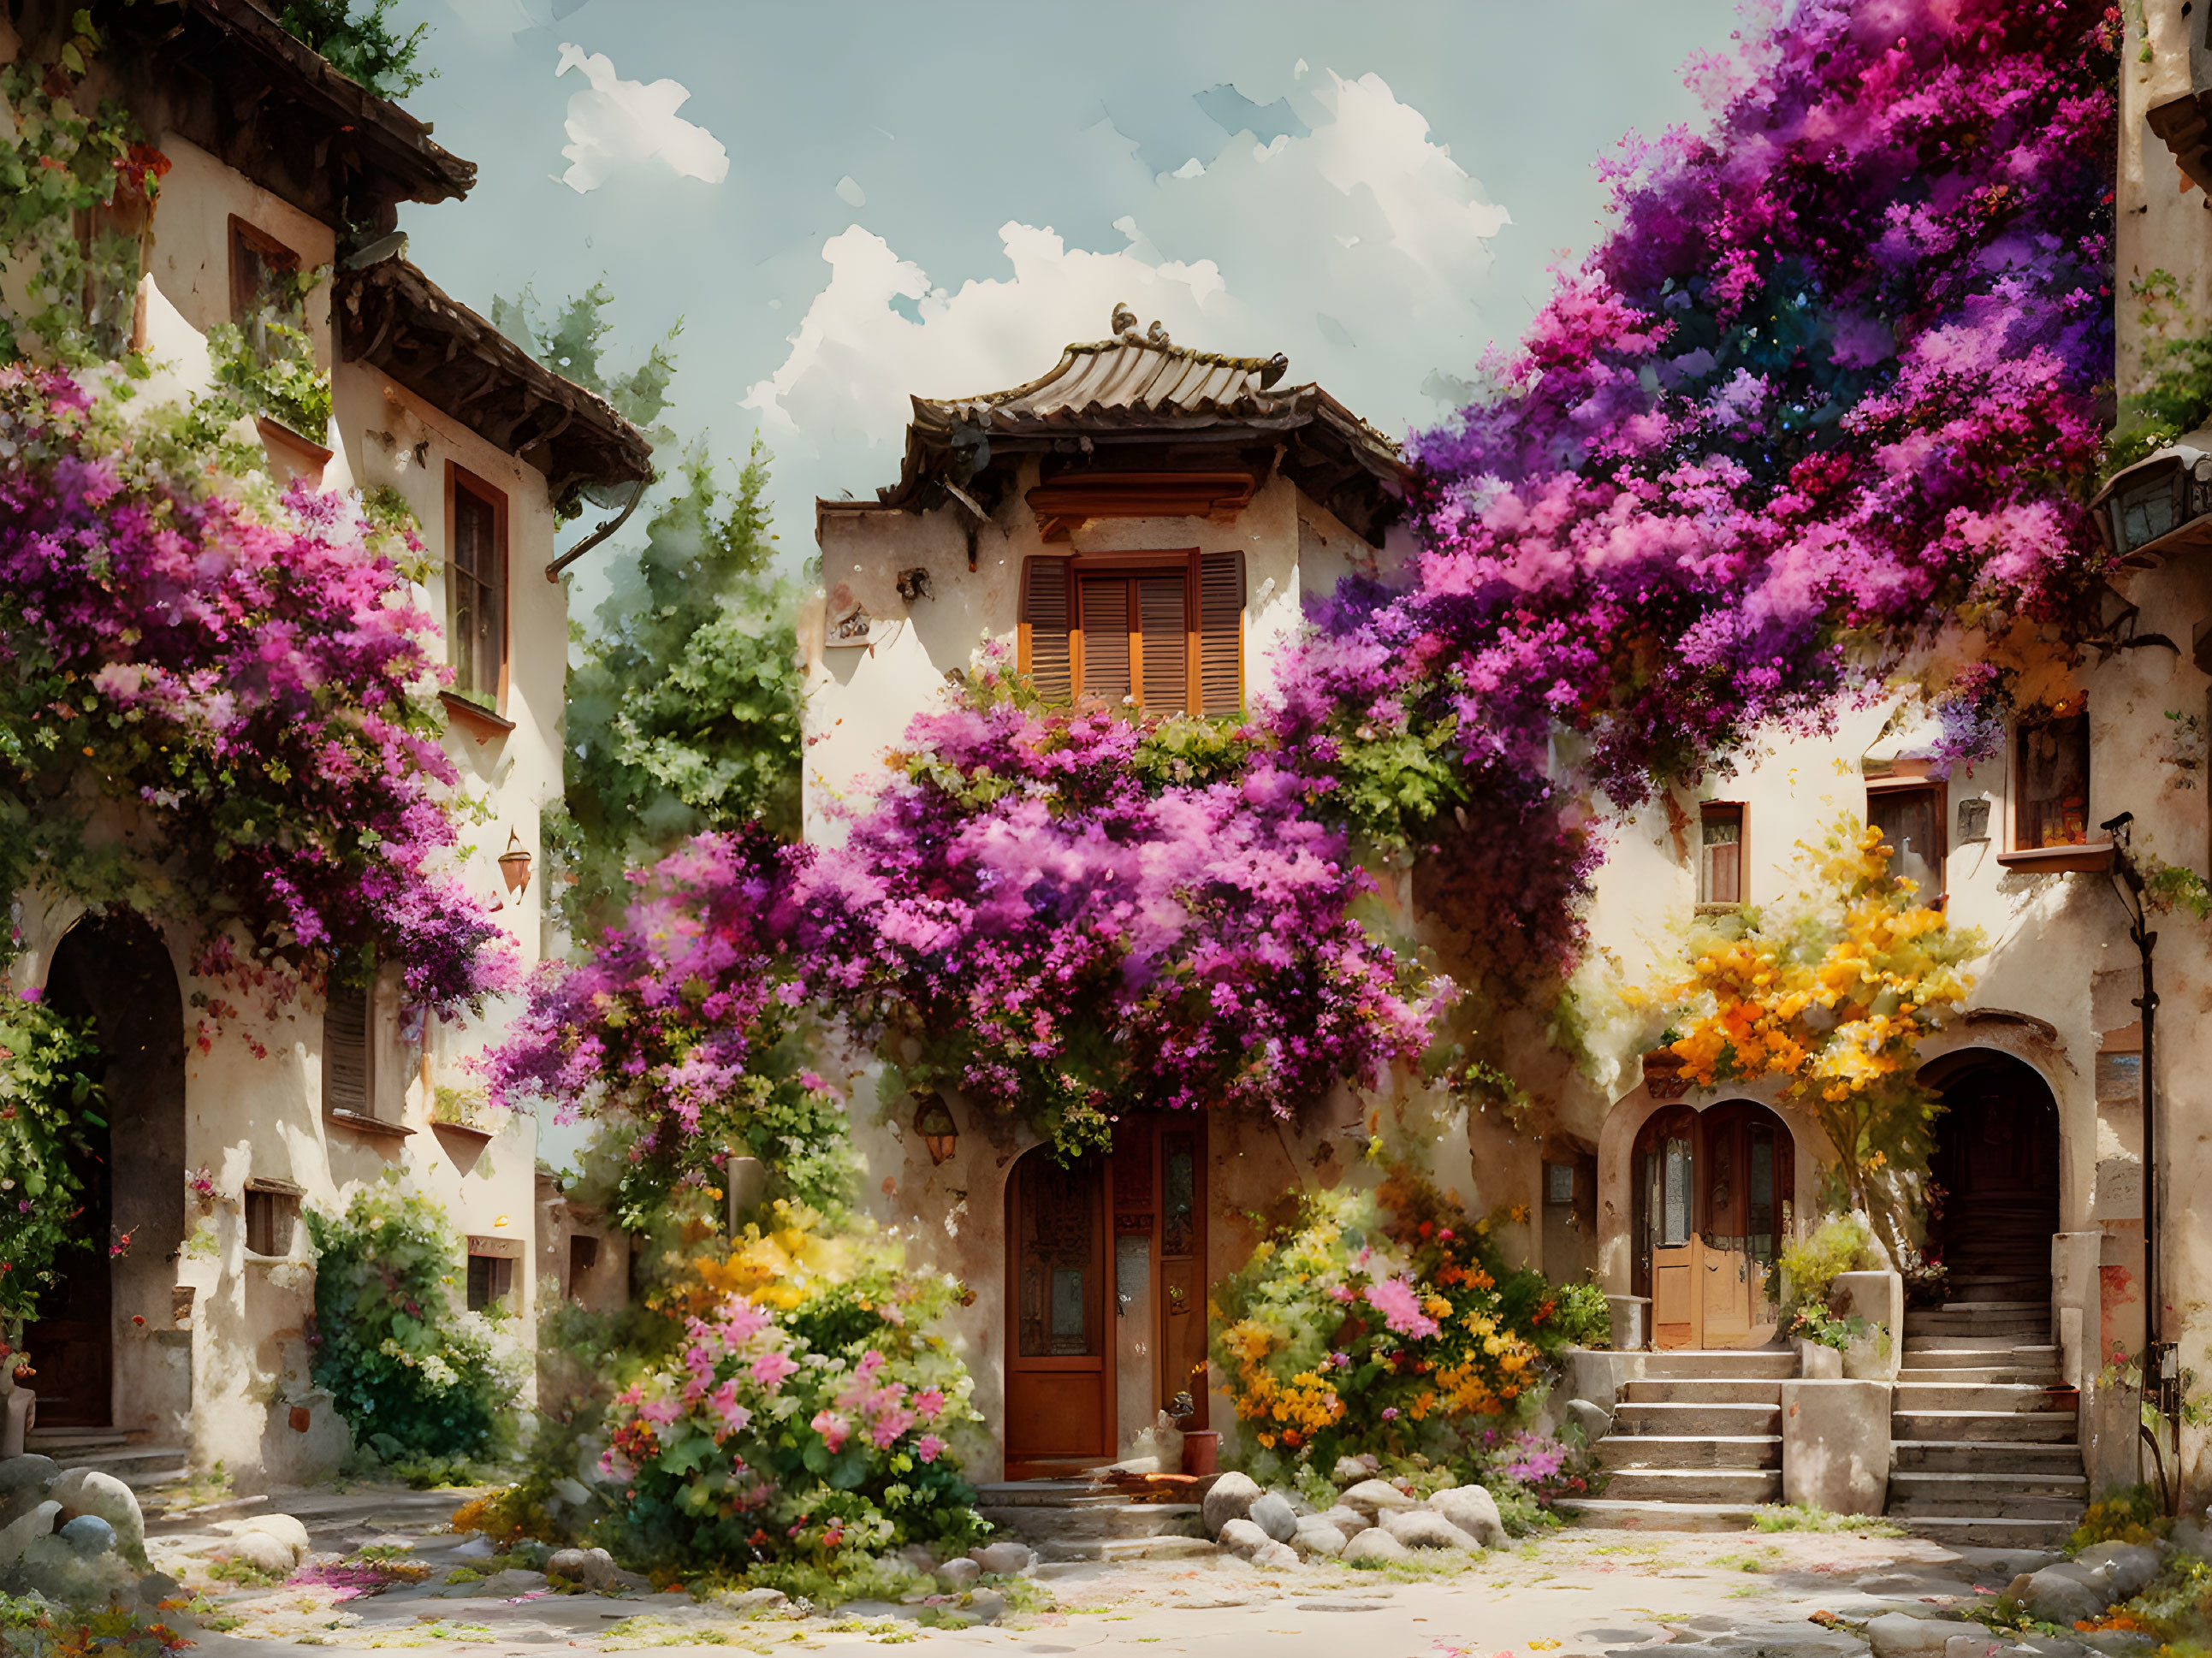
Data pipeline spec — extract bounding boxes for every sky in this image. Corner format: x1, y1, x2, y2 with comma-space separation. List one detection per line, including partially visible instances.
383, 0, 1747, 602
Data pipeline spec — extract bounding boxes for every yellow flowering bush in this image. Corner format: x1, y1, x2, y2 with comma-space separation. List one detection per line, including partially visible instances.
1209, 1171, 1584, 1489
1636, 815, 1982, 1256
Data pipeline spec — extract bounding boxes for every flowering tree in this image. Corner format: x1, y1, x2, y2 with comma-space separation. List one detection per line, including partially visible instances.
1636, 818, 1981, 1255
1292, 0, 2116, 986
0, 369, 514, 1015
792, 664, 1450, 1155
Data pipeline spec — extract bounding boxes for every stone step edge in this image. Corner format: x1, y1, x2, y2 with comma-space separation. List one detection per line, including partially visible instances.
1555, 1499, 1761, 1532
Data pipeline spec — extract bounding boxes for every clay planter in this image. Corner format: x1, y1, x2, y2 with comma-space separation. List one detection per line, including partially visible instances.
1642, 1050, 1691, 1101
1180, 1430, 1220, 1477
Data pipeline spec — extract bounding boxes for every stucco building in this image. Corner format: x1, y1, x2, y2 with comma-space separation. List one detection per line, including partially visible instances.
0, 0, 647, 1488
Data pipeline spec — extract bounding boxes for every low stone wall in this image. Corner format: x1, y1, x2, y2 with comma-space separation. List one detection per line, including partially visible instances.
1781, 1379, 1891, 1513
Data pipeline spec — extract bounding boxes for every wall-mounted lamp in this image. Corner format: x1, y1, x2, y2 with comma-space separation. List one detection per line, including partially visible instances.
913, 1093, 959, 1165
498, 830, 534, 897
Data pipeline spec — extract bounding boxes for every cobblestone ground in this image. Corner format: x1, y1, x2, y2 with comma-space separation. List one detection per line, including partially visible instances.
143, 1488, 2084, 1658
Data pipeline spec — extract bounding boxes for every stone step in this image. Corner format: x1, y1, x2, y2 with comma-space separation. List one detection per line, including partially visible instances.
23, 1430, 131, 1454
972, 1481, 1127, 1509
1595, 1435, 1780, 1471
1903, 1340, 2059, 1360
1889, 1471, 2089, 1505
1629, 1350, 1797, 1379
1613, 1401, 1783, 1436
1618, 1378, 1786, 1406
975, 1501, 1202, 1543
1931, 1301, 2049, 1316
1906, 1312, 2052, 1337
1034, 1534, 1219, 1564
1892, 1410, 2079, 1443
22, 1442, 192, 1489
1593, 1467, 1782, 1505
1893, 1365, 2061, 1386
1889, 1514, 2079, 1549
1892, 1383, 2079, 1413
1891, 1439, 2086, 1474
1889, 1493, 2086, 1521
1554, 1498, 1760, 1532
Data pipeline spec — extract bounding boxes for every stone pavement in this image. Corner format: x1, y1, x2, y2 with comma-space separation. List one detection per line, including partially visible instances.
128, 1487, 2103, 1658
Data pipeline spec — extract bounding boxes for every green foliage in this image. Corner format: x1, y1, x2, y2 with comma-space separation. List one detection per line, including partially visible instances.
0, 992, 104, 1335
2069, 1484, 2173, 1553
274, 0, 433, 100
1777, 1212, 1879, 1311
1319, 711, 1468, 850
2143, 854, 2212, 921
1787, 1305, 1865, 1351
306, 1177, 523, 1459
2108, 270, 2212, 478
0, 50, 159, 367
495, 286, 802, 932
1548, 1277, 1612, 1348
1748, 1504, 1904, 1536
196, 264, 332, 441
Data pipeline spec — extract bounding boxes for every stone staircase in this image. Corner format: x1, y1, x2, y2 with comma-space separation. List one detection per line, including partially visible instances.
1883, 1284, 2086, 1549
23, 1428, 190, 1493
972, 1480, 1213, 1564
1561, 1349, 1794, 1531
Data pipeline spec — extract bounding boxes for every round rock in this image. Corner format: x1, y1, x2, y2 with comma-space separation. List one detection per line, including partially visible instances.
1290, 1519, 1348, 1559
1249, 1538, 1301, 1571
1428, 1484, 1506, 1548
1201, 1471, 1261, 1539
0, 1501, 60, 1568
1380, 1508, 1480, 1551
1216, 1517, 1270, 1559
1248, 1491, 1298, 1543
1341, 1526, 1413, 1565
973, 1540, 1033, 1575
0, 1455, 58, 1495
938, 1556, 982, 1590
57, 1513, 116, 1557
53, 1469, 145, 1563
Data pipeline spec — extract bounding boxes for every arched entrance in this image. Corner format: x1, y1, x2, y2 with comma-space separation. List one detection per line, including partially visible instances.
1924, 1051, 2060, 1302
1632, 1099, 1795, 1350
26, 909, 187, 1430
1003, 1146, 1114, 1479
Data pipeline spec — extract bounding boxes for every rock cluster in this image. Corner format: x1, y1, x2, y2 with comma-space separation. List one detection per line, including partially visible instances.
1199, 1468, 1505, 1568
0, 1454, 179, 1608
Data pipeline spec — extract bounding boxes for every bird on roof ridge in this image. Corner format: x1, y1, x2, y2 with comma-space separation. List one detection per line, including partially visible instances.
1111, 301, 1139, 340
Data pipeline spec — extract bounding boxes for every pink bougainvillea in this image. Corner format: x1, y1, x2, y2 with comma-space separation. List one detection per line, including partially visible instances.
0, 367, 513, 1013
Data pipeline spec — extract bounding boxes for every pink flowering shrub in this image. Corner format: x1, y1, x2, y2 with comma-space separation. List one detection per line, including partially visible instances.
1288, 0, 2117, 984
790, 662, 1451, 1153
593, 1212, 983, 1572
0, 368, 513, 1014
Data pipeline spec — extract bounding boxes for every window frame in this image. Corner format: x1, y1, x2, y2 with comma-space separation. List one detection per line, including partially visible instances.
2013, 705, 2091, 851
466, 1241, 519, 1312
1865, 779, 1948, 899
243, 1178, 302, 1259
1696, 801, 1746, 908
1017, 548, 1243, 714
321, 974, 377, 1122
445, 465, 511, 713
228, 216, 300, 329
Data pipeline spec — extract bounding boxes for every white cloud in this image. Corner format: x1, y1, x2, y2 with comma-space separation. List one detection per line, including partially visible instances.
743, 70, 1511, 530
835, 175, 867, 208
553, 44, 729, 194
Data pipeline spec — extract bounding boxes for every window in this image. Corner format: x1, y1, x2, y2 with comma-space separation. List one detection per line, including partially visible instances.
466, 1247, 516, 1312
1698, 803, 1744, 905
1018, 551, 1242, 714
566, 1235, 601, 1303
448, 469, 508, 706
1545, 1162, 1575, 1206
1868, 784, 1945, 897
322, 977, 374, 1119
2017, 708, 2090, 849
244, 1180, 300, 1258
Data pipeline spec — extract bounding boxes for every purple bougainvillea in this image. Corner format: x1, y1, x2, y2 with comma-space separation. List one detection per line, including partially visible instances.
0, 366, 513, 1015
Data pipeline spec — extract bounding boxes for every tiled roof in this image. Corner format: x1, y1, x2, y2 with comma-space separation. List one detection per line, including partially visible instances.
867, 308, 1411, 542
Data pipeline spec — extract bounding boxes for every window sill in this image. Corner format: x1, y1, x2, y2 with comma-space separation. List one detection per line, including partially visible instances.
431, 1119, 496, 1145
1996, 840, 2114, 875
327, 1109, 414, 1140
439, 690, 515, 737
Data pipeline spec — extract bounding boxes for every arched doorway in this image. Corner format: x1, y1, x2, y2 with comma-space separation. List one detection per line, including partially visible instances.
1632, 1099, 1795, 1350
1003, 1146, 1114, 1479
1924, 1051, 2061, 1302
26, 909, 187, 1430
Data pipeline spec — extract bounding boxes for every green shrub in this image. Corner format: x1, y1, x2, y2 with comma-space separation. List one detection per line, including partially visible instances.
0, 995, 103, 1336
1550, 1277, 1612, 1347
307, 1177, 522, 1459
2069, 1484, 2172, 1553
1777, 1212, 1878, 1310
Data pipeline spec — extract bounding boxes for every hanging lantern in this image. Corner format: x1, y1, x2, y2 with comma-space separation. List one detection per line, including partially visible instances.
498, 830, 534, 897
913, 1093, 959, 1164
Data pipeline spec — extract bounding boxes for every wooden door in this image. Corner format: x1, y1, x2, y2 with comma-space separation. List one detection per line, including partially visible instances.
1636, 1101, 1793, 1351
1637, 1107, 1699, 1348
1155, 1124, 1208, 1426
1005, 1148, 1114, 1478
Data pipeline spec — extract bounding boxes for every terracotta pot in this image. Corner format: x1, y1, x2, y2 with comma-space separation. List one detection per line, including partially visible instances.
1180, 1430, 1220, 1477
1642, 1051, 1691, 1101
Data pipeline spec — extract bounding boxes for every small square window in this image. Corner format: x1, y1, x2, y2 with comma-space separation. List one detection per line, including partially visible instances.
466, 1249, 515, 1312
244, 1182, 300, 1258
1868, 785, 1946, 897
1699, 803, 1744, 905
1545, 1163, 1576, 1206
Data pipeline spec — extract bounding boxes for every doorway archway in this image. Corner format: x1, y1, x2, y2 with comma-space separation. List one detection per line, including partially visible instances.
1002, 1146, 1114, 1479
1631, 1098, 1795, 1350
26, 909, 187, 1430
1924, 1051, 2061, 1302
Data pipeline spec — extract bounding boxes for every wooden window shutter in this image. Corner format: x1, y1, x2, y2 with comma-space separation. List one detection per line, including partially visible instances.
1019, 558, 1073, 702
1197, 551, 1243, 714
1137, 575, 1189, 714
323, 982, 371, 1116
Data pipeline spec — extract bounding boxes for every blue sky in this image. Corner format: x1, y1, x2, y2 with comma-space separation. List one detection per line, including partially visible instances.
385, 1, 1745, 589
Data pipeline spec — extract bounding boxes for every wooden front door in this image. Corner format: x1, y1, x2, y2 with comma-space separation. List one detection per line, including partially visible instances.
1005, 1148, 1114, 1478
1634, 1100, 1794, 1351
1110, 1116, 1210, 1427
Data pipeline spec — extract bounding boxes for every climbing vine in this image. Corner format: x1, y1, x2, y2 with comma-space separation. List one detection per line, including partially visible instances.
0, 990, 103, 1336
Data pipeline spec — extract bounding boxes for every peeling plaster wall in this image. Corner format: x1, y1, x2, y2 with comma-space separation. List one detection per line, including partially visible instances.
2, 117, 568, 1487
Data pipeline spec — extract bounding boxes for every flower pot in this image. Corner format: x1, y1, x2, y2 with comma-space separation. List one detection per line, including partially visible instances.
1642, 1051, 1691, 1101
1180, 1430, 1220, 1477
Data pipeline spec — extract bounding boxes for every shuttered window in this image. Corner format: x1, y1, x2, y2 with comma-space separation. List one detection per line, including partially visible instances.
1018, 551, 1242, 714
323, 980, 373, 1118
